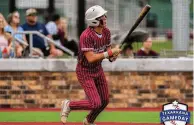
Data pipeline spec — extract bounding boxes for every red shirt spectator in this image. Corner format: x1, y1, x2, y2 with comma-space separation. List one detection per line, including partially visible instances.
136, 37, 159, 58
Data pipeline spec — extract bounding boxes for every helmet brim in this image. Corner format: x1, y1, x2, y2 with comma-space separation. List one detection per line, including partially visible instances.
86, 10, 107, 20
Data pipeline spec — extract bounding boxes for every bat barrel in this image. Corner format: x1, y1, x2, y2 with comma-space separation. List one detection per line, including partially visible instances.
145, 4, 151, 9
120, 4, 151, 50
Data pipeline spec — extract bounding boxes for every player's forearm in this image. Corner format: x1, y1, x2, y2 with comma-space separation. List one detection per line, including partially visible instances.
87, 53, 105, 63
84, 47, 120, 63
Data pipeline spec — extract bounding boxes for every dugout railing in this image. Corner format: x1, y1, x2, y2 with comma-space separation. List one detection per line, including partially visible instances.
12, 31, 75, 58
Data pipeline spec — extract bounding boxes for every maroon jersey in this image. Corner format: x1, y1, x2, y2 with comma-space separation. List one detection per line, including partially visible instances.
136, 48, 159, 58
77, 27, 111, 71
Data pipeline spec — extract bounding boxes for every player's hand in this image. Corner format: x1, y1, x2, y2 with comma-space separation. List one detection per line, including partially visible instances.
104, 46, 121, 59
109, 56, 117, 62
111, 47, 121, 56
108, 50, 120, 62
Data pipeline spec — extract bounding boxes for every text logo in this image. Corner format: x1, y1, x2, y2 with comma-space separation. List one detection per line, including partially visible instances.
160, 101, 190, 125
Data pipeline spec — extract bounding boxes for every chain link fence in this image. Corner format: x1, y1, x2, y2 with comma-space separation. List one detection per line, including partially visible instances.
0, 0, 193, 58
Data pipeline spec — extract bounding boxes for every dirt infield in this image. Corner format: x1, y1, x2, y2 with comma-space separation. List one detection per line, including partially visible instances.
0, 122, 163, 125
0, 107, 193, 112
0, 107, 192, 112
0, 122, 193, 125
0, 108, 166, 112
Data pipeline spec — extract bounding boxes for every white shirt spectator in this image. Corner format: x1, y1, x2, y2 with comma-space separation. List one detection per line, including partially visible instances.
46, 21, 61, 45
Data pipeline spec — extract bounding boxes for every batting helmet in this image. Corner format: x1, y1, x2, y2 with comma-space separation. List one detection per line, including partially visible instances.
85, 5, 107, 27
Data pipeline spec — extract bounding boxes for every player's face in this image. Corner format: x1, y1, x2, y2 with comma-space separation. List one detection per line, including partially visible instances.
97, 14, 107, 27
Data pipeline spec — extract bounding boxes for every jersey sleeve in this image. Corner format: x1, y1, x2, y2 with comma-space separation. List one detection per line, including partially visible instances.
80, 34, 94, 52
106, 28, 111, 47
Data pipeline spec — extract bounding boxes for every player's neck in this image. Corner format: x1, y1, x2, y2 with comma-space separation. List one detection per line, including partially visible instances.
94, 27, 103, 34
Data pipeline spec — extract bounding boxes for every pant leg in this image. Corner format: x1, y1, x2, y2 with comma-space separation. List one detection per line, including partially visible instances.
69, 74, 101, 110
87, 71, 109, 123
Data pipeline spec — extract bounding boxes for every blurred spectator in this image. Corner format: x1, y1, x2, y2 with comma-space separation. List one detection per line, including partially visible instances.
121, 44, 135, 58
57, 18, 78, 56
46, 14, 61, 45
5, 11, 27, 57
166, 30, 193, 40
21, 8, 63, 58
60, 18, 68, 39
136, 37, 159, 58
0, 13, 8, 26
46, 15, 78, 56
0, 14, 12, 57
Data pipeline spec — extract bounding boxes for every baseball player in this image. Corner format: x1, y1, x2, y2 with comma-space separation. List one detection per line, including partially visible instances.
60, 5, 121, 125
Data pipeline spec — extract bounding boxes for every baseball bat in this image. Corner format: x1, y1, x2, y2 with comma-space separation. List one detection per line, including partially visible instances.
120, 4, 151, 50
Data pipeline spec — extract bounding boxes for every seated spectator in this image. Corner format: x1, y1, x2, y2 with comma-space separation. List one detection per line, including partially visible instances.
136, 37, 159, 58
57, 18, 78, 56
46, 14, 61, 45
121, 44, 135, 58
5, 11, 28, 57
21, 8, 63, 58
0, 14, 12, 58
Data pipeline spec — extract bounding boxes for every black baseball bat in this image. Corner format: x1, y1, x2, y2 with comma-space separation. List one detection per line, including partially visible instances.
120, 4, 151, 50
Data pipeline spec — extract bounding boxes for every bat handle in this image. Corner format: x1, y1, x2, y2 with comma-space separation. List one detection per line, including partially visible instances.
119, 43, 127, 50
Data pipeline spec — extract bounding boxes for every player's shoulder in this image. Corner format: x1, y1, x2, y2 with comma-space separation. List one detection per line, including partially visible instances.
103, 27, 110, 32
103, 27, 110, 34
80, 27, 93, 38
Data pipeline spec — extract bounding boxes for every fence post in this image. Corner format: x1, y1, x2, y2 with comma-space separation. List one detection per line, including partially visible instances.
12, 37, 16, 58
171, 0, 190, 51
29, 33, 33, 57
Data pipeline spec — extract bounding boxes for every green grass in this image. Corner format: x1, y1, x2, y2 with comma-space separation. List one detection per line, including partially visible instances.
57, 53, 72, 58
132, 40, 172, 53
0, 111, 193, 123
56, 41, 173, 58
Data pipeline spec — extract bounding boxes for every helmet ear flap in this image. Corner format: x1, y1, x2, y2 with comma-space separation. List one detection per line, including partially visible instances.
87, 19, 100, 27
